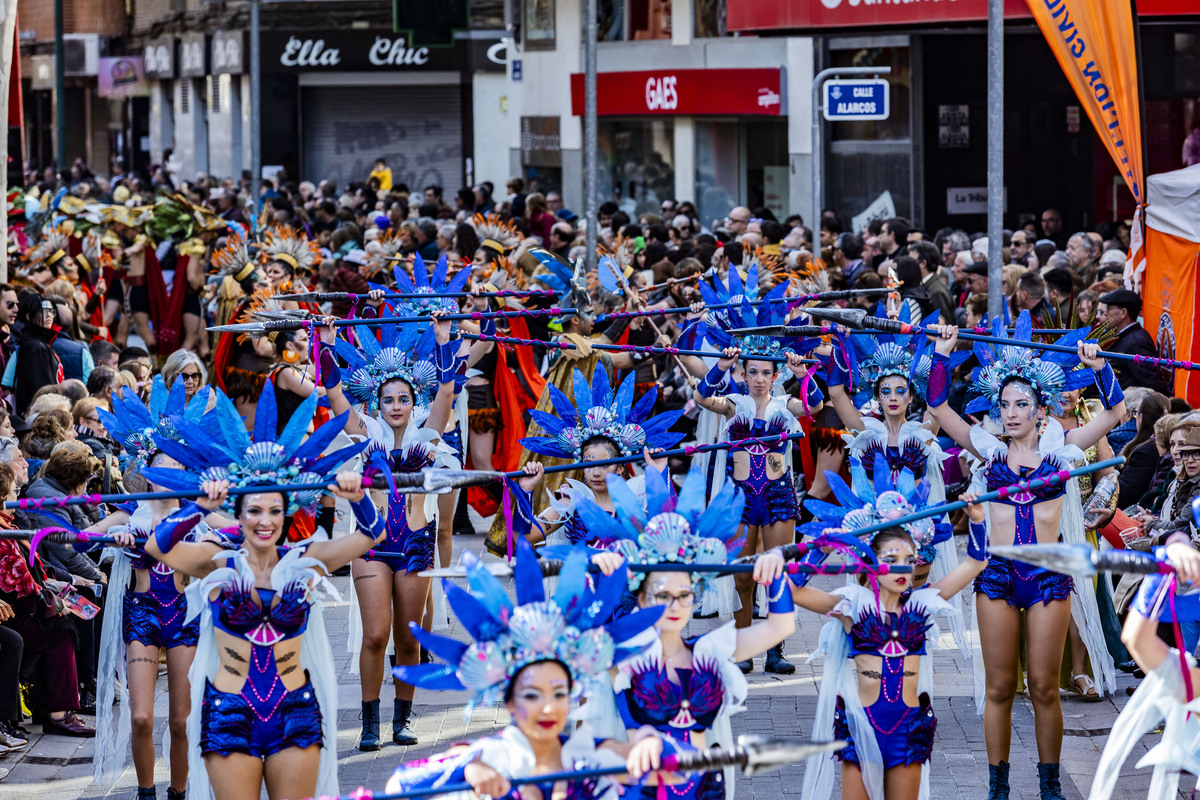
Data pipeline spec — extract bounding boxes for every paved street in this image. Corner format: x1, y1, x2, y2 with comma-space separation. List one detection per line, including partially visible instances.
0, 534, 1183, 800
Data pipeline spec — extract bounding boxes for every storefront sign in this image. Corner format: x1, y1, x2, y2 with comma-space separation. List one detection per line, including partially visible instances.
263, 32, 501, 72
947, 186, 1006, 215
728, 0, 1179, 32
30, 55, 54, 90
569, 69, 783, 116
179, 33, 207, 77
212, 31, 246, 75
98, 57, 150, 98
144, 37, 175, 80
521, 116, 561, 167
822, 79, 889, 121
938, 104, 969, 148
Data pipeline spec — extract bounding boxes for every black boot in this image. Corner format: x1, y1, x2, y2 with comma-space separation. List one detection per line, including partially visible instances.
987, 761, 1010, 800
137, 788, 156, 800
1038, 762, 1066, 800
393, 698, 418, 745
764, 643, 795, 675
736, 658, 753, 674
359, 699, 381, 751
167, 788, 185, 800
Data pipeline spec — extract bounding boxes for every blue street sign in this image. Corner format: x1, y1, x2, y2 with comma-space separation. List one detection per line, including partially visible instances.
822, 79, 890, 121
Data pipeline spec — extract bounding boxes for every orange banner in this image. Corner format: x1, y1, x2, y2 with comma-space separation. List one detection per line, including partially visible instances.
1141, 227, 1200, 403
1024, 0, 1144, 202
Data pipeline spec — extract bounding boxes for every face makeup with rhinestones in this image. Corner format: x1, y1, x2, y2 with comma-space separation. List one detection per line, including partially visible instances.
379, 378, 416, 430
238, 492, 287, 548
875, 375, 911, 419
639, 571, 695, 633
581, 441, 621, 492
505, 661, 571, 744
999, 380, 1043, 439
872, 533, 917, 596
741, 360, 776, 398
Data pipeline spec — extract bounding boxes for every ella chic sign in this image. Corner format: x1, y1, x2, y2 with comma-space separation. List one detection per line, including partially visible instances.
569, 69, 784, 116
263, 32, 473, 72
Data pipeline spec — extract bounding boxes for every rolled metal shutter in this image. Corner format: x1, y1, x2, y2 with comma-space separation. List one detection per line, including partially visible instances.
301, 84, 463, 190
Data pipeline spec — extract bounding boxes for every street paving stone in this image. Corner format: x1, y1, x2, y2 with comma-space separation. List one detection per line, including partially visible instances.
0, 534, 1186, 798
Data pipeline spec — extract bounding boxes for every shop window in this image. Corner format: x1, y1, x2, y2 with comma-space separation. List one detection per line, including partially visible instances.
524, 0, 556, 49
696, 119, 788, 230
597, 0, 671, 42
694, 0, 726, 38
598, 118, 674, 217
825, 43, 914, 225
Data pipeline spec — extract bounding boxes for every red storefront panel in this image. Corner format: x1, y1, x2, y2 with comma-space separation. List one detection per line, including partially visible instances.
569, 69, 784, 116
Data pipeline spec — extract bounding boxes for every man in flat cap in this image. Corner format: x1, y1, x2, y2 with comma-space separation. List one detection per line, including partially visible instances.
1099, 288, 1170, 394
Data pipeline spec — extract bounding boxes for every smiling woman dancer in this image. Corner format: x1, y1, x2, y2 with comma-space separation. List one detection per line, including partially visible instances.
388, 537, 668, 800
140, 388, 385, 800
923, 312, 1124, 800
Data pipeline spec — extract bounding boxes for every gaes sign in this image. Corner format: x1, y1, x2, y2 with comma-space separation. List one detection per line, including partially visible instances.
822, 78, 889, 122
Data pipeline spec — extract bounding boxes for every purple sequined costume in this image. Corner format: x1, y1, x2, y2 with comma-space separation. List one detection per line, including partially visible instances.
973, 454, 1074, 609
361, 447, 437, 574
725, 414, 798, 526
199, 573, 323, 758
833, 595, 937, 769
123, 547, 199, 649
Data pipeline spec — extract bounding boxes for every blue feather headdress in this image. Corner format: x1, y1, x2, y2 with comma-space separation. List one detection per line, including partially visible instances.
578, 467, 746, 598
335, 321, 439, 414
98, 376, 214, 471
141, 387, 366, 514
838, 305, 972, 405
522, 364, 683, 460
691, 281, 820, 361
696, 261, 759, 330
386, 252, 469, 317
964, 310, 1094, 419
394, 537, 663, 714
800, 453, 951, 565
531, 249, 589, 311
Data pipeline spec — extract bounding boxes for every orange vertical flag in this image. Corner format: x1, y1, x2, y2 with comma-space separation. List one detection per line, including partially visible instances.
1024, 0, 1144, 203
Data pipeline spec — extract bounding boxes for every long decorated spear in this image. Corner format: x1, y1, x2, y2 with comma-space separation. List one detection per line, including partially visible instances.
3, 527, 421, 564
208, 307, 576, 334
275, 290, 557, 303
311, 736, 844, 800
988, 543, 1169, 578
1, 469, 499, 511
457, 331, 821, 366
422, 559, 911, 579
592, 288, 891, 323
5, 437, 812, 512
736, 307, 1200, 373
827, 456, 1125, 541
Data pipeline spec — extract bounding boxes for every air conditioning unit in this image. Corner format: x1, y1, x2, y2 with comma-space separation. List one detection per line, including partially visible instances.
63, 34, 99, 77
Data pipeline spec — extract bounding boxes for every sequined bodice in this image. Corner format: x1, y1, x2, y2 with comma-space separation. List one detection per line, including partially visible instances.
726, 415, 789, 455
849, 600, 931, 658
985, 453, 1066, 505
620, 642, 725, 732
211, 583, 309, 646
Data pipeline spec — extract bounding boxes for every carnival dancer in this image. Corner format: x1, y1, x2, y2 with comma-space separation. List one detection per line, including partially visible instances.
692, 290, 823, 674
387, 537, 669, 800
141, 388, 385, 800
821, 310, 971, 652
261, 226, 321, 297
1089, 543, 1200, 800
322, 311, 458, 749
924, 312, 1124, 800
91, 376, 225, 798
583, 466, 794, 800
791, 455, 987, 800
210, 235, 272, 420
513, 363, 683, 549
